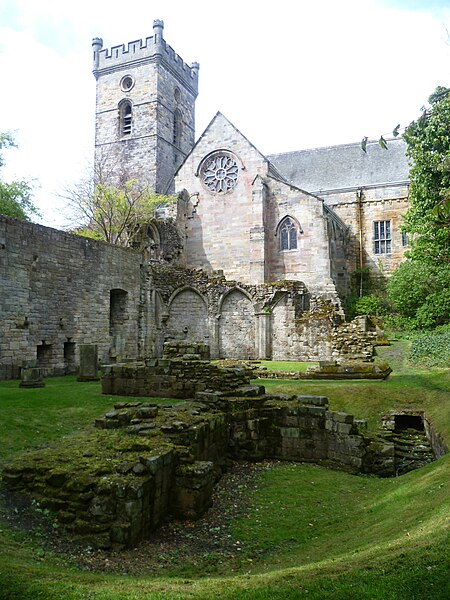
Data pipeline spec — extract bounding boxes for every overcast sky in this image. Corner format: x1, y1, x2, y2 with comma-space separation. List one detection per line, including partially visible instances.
1, 0, 450, 228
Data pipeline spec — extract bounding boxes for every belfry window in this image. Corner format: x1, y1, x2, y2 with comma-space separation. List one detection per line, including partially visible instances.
279, 217, 298, 251
173, 109, 182, 146
119, 101, 132, 136
374, 220, 391, 254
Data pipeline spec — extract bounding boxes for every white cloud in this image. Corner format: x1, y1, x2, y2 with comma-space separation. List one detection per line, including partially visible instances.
1, 0, 450, 227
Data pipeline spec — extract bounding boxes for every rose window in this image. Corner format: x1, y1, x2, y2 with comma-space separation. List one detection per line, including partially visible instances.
201, 154, 239, 193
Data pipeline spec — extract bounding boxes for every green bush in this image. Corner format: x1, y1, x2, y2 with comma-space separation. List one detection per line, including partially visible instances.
353, 294, 386, 316
344, 269, 387, 320
387, 261, 450, 329
408, 328, 450, 367
415, 287, 450, 328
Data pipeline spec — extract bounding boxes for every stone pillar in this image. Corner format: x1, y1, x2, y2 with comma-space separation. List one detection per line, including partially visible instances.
249, 176, 268, 284
212, 314, 221, 359
19, 360, 45, 388
77, 345, 100, 382
256, 312, 272, 359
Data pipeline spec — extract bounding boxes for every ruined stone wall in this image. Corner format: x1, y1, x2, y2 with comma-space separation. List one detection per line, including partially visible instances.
2, 389, 397, 549
102, 359, 251, 399
271, 293, 334, 361
219, 289, 256, 359
166, 288, 209, 344
149, 265, 342, 361
0, 216, 143, 379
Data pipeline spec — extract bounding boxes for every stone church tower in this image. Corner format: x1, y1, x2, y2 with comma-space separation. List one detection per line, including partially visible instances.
92, 20, 199, 193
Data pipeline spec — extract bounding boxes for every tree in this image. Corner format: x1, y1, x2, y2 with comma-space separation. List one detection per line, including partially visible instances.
402, 86, 450, 263
65, 158, 176, 247
387, 261, 450, 329
0, 132, 38, 221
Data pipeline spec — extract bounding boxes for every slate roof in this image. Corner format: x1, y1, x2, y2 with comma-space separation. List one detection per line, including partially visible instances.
267, 138, 410, 194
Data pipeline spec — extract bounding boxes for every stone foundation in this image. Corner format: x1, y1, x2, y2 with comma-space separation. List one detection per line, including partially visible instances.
2, 387, 411, 549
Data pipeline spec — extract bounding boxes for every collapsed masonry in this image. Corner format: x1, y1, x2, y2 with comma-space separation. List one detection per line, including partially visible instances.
1, 343, 439, 550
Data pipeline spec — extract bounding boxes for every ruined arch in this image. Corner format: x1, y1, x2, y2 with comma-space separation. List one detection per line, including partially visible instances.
166, 287, 209, 343
145, 223, 161, 261
218, 288, 255, 359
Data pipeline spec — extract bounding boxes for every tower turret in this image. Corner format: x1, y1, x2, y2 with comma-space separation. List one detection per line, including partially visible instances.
91, 37, 103, 71
152, 19, 164, 43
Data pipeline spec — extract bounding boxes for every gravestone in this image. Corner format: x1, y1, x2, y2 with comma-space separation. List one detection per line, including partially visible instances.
77, 345, 100, 381
19, 360, 45, 388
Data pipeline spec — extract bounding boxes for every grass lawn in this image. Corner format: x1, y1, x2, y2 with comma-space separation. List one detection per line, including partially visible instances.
0, 341, 449, 599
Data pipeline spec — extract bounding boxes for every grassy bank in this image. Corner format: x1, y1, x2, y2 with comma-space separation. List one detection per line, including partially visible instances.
0, 341, 448, 599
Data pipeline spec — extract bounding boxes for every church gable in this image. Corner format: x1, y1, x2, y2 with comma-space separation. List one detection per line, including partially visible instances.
174, 113, 337, 292
175, 113, 274, 284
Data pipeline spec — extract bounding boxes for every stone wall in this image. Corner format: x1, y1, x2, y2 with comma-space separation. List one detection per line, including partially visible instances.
323, 185, 410, 279
0, 214, 377, 379
0, 216, 143, 379
102, 358, 251, 399
149, 266, 352, 361
2, 386, 402, 549
219, 289, 256, 359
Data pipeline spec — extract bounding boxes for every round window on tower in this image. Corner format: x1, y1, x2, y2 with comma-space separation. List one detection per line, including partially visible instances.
199, 151, 239, 194
120, 75, 134, 92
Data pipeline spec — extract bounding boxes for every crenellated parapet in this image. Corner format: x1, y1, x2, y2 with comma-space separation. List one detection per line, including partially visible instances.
92, 20, 199, 96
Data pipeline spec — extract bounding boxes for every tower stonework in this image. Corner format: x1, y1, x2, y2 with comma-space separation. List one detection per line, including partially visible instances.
92, 20, 199, 193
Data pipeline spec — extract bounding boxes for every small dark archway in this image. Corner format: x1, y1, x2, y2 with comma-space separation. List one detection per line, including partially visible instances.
394, 414, 424, 432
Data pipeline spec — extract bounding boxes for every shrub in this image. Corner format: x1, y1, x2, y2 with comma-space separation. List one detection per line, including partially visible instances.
353, 294, 386, 317
387, 261, 450, 328
408, 329, 450, 367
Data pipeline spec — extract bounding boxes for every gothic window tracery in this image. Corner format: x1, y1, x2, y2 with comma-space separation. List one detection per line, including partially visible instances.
279, 216, 298, 251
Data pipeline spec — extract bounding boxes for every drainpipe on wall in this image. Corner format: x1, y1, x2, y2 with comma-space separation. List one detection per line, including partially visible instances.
357, 188, 364, 297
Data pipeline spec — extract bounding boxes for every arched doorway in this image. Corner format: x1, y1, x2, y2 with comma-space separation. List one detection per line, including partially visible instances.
219, 289, 255, 359
166, 288, 209, 343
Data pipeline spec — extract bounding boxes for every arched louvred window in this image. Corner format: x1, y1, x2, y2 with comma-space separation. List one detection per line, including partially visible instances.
279, 216, 298, 251
173, 108, 182, 146
119, 100, 132, 136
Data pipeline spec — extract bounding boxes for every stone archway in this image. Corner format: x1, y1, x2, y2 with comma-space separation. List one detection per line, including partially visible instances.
166, 288, 209, 343
219, 289, 255, 359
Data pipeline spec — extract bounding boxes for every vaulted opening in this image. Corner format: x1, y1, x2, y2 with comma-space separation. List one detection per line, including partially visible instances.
394, 414, 424, 432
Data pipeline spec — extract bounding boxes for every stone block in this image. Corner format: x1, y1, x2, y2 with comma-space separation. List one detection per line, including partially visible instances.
77, 345, 100, 381
19, 366, 45, 388
296, 395, 329, 407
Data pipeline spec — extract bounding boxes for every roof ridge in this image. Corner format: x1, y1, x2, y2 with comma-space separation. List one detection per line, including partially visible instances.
268, 136, 405, 157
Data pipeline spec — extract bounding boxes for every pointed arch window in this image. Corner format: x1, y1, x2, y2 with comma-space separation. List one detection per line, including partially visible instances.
279, 216, 298, 251
173, 108, 182, 146
119, 100, 132, 137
